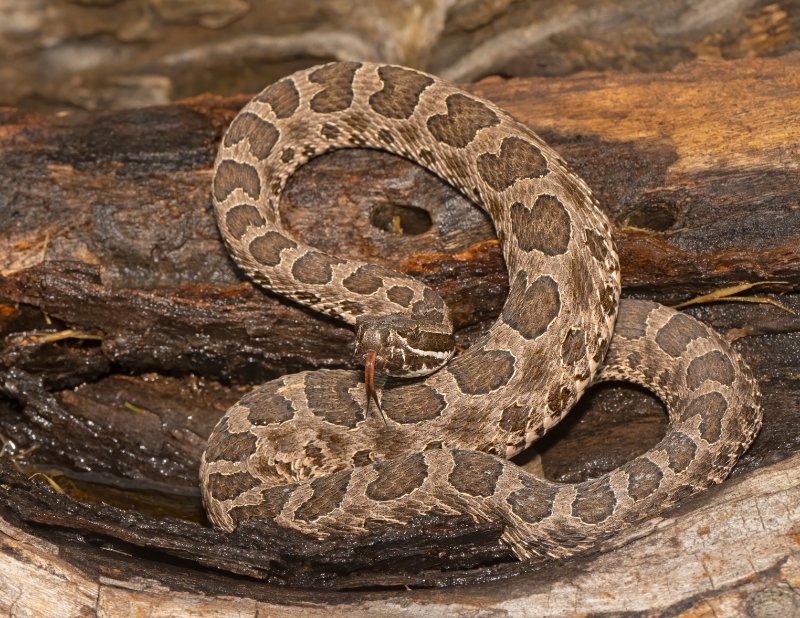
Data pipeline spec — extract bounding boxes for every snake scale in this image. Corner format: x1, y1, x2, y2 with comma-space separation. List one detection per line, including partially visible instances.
201, 61, 762, 561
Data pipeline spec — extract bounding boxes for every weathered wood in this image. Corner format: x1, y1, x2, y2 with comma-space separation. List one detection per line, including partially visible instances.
2, 452, 799, 615
1, 53, 799, 607
1, 0, 797, 110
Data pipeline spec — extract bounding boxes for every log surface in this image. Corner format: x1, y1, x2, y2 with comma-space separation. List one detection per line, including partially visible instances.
1, 53, 799, 610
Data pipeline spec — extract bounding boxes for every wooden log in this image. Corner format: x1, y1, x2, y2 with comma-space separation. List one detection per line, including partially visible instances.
0, 0, 796, 109
1, 53, 799, 607
2, 452, 799, 615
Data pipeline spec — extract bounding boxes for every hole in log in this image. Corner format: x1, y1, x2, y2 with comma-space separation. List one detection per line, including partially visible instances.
370, 204, 432, 235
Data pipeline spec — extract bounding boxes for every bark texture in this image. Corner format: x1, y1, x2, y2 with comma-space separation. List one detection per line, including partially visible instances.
0, 53, 799, 612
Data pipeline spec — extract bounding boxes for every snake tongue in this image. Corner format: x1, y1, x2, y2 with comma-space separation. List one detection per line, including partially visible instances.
364, 350, 387, 424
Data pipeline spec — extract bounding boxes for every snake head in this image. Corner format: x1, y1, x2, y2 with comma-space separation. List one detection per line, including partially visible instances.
354, 314, 455, 421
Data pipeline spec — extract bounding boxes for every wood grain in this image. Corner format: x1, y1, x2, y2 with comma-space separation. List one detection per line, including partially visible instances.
0, 53, 799, 605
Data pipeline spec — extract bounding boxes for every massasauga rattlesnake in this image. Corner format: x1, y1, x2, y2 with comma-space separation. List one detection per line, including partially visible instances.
200, 61, 762, 561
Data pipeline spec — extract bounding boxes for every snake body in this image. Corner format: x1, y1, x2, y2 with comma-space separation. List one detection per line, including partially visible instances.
201, 62, 762, 561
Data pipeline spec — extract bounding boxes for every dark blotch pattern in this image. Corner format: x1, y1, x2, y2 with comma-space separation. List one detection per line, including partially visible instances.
686, 350, 736, 390
291, 250, 341, 285
204, 429, 257, 464
365, 453, 427, 501
547, 384, 573, 414
342, 264, 393, 295
293, 470, 352, 522
477, 137, 548, 191
229, 485, 295, 523
369, 66, 433, 119
321, 122, 340, 140
585, 228, 612, 267
511, 195, 571, 256
502, 273, 561, 340
249, 231, 297, 267
308, 62, 361, 113
280, 147, 295, 163
207, 471, 260, 503
624, 457, 664, 501
426, 93, 499, 148
572, 478, 617, 524
256, 78, 300, 118
615, 299, 658, 340
239, 381, 295, 426
500, 403, 528, 434
304, 371, 364, 428
680, 391, 728, 442
225, 204, 266, 240
507, 475, 557, 524
213, 159, 261, 202
382, 383, 446, 424
448, 450, 503, 497
448, 347, 515, 395
352, 449, 373, 467
655, 313, 709, 358
598, 282, 617, 316
223, 112, 279, 160
561, 328, 586, 366
664, 432, 697, 473
386, 285, 414, 307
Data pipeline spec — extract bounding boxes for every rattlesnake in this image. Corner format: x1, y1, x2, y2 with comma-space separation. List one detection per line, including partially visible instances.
201, 61, 762, 561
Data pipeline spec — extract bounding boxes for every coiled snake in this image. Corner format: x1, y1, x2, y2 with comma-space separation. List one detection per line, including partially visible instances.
201, 62, 762, 561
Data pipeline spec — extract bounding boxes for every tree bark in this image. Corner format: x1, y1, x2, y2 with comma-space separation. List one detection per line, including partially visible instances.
1, 53, 799, 611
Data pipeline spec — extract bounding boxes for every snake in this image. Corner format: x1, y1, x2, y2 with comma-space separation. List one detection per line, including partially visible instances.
200, 61, 762, 562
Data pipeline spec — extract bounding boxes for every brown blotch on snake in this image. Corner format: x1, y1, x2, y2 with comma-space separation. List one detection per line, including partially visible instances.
320, 122, 340, 140
229, 485, 295, 523
692, 392, 728, 442
204, 429, 257, 465
571, 478, 617, 524
511, 195, 572, 256
249, 231, 297, 267
225, 204, 266, 240
655, 313, 710, 358
477, 136, 548, 191
294, 470, 353, 522
382, 382, 446, 424
664, 432, 698, 473
369, 65, 434, 119
448, 450, 504, 497
291, 250, 342, 285
386, 285, 414, 307
507, 476, 558, 524
365, 453, 428, 501
448, 347, 516, 395
213, 159, 261, 201
207, 471, 261, 503
614, 300, 658, 340
256, 78, 300, 118
223, 112, 279, 160
342, 264, 393, 295
502, 273, 561, 340
304, 371, 365, 428
239, 382, 295, 426
686, 350, 736, 389
624, 458, 664, 501
426, 93, 500, 148
308, 61, 361, 113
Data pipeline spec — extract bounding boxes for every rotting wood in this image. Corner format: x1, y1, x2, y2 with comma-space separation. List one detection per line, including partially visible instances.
0, 53, 799, 608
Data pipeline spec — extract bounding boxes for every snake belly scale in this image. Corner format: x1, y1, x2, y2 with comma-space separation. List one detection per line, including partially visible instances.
202, 61, 762, 561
